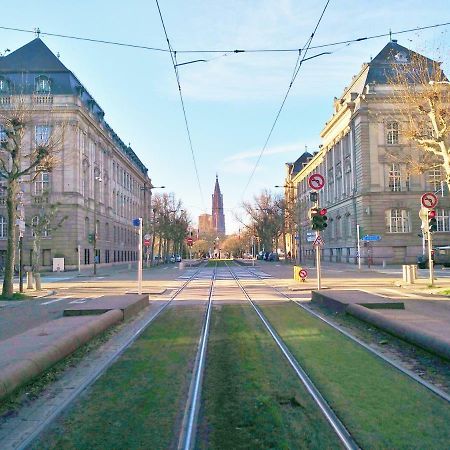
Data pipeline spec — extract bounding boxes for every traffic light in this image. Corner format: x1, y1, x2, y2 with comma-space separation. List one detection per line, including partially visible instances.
88, 233, 94, 244
419, 207, 429, 233
428, 210, 437, 233
309, 207, 328, 231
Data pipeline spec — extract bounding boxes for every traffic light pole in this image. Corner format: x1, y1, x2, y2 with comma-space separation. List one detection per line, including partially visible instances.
314, 198, 322, 290
427, 230, 434, 287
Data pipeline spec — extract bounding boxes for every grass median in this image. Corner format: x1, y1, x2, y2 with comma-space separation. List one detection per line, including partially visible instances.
259, 302, 450, 449
197, 304, 340, 449
33, 305, 204, 449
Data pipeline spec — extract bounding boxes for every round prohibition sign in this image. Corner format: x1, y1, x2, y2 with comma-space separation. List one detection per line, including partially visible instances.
421, 192, 438, 209
308, 173, 325, 191
299, 269, 308, 279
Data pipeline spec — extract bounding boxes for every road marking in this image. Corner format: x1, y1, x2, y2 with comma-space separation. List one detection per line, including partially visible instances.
69, 298, 88, 304
40, 296, 70, 305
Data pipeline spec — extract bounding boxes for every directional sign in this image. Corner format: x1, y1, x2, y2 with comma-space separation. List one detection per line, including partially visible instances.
299, 268, 308, 279
421, 192, 438, 209
132, 218, 141, 227
308, 173, 325, 191
362, 235, 381, 241
313, 235, 324, 246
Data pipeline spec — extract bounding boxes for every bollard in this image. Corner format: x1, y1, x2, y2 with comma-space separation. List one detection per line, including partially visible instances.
382, 260, 386, 269
26, 271, 33, 289
179, 261, 185, 270
402, 265, 409, 283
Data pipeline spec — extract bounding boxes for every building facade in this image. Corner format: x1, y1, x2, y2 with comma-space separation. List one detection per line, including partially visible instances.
286, 41, 449, 265
198, 213, 212, 235
211, 175, 225, 235
0, 38, 153, 269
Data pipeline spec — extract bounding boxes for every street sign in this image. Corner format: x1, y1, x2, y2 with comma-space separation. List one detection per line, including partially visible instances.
313, 235, 324, 246
132, 218, 141, 227
362, 235, 381, 241
144, 239, 151, 246
186, 237, 193, 246
299, 268, 308, 279
308, 173, 325, 191
421, 192, 438, 209
144, 233, 151, 240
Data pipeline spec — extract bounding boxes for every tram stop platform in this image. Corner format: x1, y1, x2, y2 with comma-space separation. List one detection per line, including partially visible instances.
63, 294, 149, 320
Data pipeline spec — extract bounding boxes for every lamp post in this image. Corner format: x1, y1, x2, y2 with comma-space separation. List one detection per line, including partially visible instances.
93, 175, 102, 275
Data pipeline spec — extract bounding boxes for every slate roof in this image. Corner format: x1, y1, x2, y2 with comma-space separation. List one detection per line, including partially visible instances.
0, 39, 148, 175
290, 151, 313, 176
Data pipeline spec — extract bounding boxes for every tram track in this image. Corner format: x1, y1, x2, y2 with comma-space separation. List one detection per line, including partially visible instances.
13, 264, 207, 450
243, 264, 450, 403
225, 262, 358, 450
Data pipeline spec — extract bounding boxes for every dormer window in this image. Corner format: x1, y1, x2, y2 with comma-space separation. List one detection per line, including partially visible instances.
0, 77, 10, 93
35, 76, 51, 94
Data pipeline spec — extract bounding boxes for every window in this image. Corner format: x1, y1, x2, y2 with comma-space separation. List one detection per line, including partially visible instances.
386, 121, 399, 145
386, 209, 410, 233
388, 163, 402, 192
0, 125, 6, 143
436, 209, 450, 232
0, 215, 6, 238
35, 76, 51, 94
31, 216, 49, 237
428, 167, 443, 192
0, 77, 10, 93
35, 125, 51, 145
85, 217, 90, 239
34, 168, 50, 195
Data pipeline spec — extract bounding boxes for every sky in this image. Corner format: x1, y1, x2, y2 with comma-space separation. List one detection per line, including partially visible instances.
0, 1, 449, 232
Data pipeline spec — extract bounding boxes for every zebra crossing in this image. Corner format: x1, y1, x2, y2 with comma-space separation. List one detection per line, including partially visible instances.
177, 266, 272, 281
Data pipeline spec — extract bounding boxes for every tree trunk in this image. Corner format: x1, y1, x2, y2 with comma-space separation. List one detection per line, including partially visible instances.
2, 183, 17, 297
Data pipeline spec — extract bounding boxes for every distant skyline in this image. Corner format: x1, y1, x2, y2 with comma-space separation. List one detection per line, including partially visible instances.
0, 1, 448, 232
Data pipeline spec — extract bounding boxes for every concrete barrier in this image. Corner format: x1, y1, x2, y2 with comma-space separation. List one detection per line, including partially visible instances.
0, 309, 122, 400
347, 304, 450, 361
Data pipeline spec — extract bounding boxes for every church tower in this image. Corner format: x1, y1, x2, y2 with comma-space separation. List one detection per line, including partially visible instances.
212, 175, 226, 235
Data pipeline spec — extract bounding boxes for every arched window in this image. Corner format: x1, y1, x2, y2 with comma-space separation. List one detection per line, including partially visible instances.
0, 215, 7, 238
35, 76, 51, 94
34, 167, 50, 195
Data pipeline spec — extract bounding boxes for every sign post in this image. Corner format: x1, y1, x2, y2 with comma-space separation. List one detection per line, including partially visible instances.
133, 218, 143, 295
308, 173, 325, 289
421, 193, 438, 287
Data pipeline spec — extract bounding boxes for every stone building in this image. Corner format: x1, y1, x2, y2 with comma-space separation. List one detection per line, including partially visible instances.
198, 213, 212, 235
0, 38, 153, 269
285, 40, 449, 265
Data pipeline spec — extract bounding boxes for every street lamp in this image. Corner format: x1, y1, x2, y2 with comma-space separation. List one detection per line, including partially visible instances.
93, 175, 102, 275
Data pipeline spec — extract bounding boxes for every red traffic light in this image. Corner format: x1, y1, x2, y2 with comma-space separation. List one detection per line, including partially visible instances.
319, 208, 327, 216
428, 210, 436, 218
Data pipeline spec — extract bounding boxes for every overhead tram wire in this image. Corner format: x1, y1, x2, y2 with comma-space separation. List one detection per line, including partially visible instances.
154, 0, 206, 210
240, 0, 332, 199
0, 21, 448, 55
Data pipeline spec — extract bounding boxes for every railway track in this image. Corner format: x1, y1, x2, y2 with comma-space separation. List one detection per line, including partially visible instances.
11, 264, 209, 450
225, 262, 358, 450
243, 264, 450, 403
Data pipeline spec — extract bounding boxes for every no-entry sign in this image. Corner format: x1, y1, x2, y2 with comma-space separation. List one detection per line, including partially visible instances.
186, 237, 193, 246
421, 192, 438, 209
308, 173, 325, 191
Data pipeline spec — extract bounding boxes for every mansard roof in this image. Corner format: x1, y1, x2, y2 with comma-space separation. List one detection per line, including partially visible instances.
0, 38, 148, 175
290, 151, 313, 176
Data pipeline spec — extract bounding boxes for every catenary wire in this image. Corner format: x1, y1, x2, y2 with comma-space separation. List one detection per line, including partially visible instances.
154, 0, 206, 211
0, 21, 448, 55
240, 0, 331, 199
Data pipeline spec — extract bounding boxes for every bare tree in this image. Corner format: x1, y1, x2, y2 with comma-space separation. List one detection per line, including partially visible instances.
0, 97, 62, 296
387, 48, 449, 185
241, 190, 284, 253
28, 193, 67, 290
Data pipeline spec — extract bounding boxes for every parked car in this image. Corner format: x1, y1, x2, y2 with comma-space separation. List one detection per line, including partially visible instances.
417, 246, 450, 269
268, 252, 279, 261
175, 255, 182, 262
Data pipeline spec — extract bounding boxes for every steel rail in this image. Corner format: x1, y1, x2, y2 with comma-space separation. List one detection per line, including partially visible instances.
226, 263, 359, 450
244, 264, 450, 404
17, 265, 206, 450
178, 264, 217, 450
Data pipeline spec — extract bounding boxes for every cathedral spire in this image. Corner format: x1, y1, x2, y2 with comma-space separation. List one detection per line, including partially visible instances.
211, 175, 225, 235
